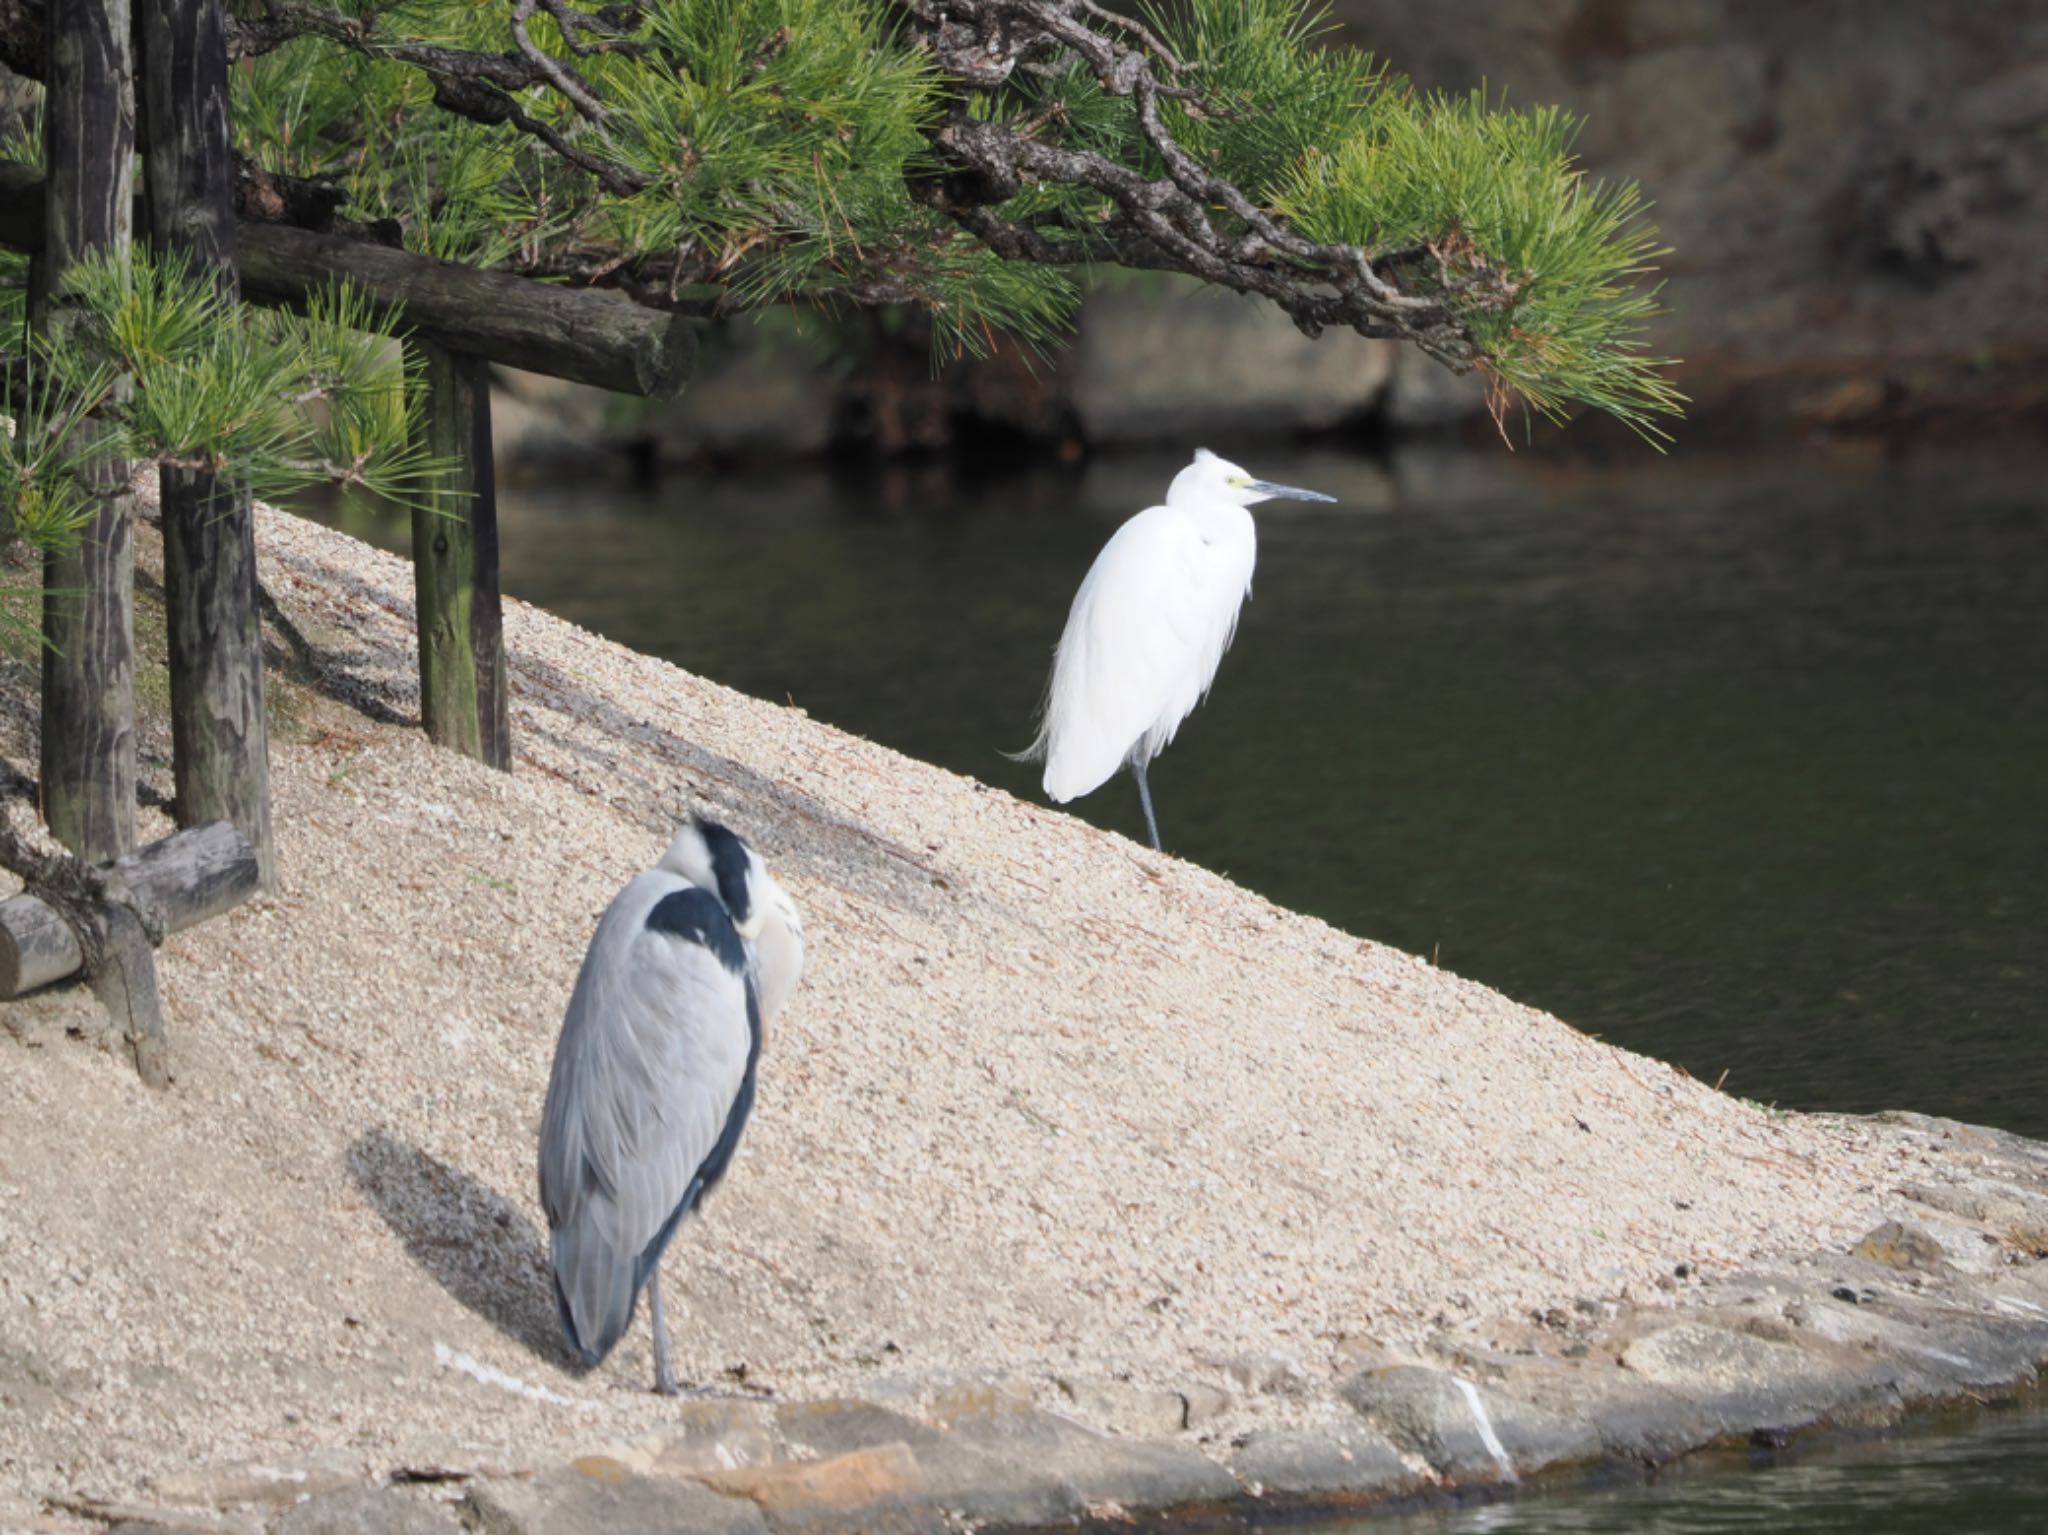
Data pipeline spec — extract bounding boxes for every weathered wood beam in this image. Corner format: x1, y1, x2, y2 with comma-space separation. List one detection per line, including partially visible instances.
0, 818, 259, 998
139, 0, 276, 890
410, 339, 510, 770
0, 163, 698, 399
38, 0, 137, 865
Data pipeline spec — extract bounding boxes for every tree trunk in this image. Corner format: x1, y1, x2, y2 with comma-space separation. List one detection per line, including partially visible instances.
410, 340, 510, 770
38, 0, 136, 865
139, 0, 274, 888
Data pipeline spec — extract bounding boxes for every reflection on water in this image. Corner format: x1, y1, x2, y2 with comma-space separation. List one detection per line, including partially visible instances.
1363, 1400, 2048, 1534
309, 439, 2048, 1528
313, 440, 2048, 1141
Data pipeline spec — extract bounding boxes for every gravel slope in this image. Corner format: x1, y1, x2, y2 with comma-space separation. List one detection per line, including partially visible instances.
0, 503, 1927, 1510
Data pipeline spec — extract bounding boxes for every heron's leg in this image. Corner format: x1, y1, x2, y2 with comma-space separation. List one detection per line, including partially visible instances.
648, 1269, 680, 1396
1131, 760, 1163, 852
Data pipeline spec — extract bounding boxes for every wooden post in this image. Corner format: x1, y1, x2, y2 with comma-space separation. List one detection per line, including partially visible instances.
139, 0, 275, 888
410, 340, 510, 770
0, 819, 262, 998
38, 0, 136, 865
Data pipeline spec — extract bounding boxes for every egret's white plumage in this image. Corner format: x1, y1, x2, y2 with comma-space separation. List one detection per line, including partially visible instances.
1024, 448, 1335, 848
538, 816, 803, 1394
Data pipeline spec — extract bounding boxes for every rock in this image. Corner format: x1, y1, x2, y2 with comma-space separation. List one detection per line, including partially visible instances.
150, 1452, 364, 1509
696, 1444, 939, 1533
495, 327, 842, 472
1898, 1178, 2048, 1248
1622, 1322, 1819, 1393
1616, 1321, 1859, 1447
648, 1398, 785, 1476
774, 1399, 939, 1458
945, 1405, 1237, 1513
275, 1484, 464, 1535
773, 1397, 1076, 1531
887, 1434, 1081, 1531
1340, 1363, 1600, 1483
1069, 277, 1393, 443
464, 1466, 766, 1535
1781, 1293, 2020, 1392
1851, 1221, 1950, 1272
922, 1379, 1036, 1427
1229, 1421, 1422, 1501
1054, 1376, 1190, 1436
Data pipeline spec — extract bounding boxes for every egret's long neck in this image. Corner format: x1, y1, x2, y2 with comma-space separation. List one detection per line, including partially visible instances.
1185, 493, 1255, 544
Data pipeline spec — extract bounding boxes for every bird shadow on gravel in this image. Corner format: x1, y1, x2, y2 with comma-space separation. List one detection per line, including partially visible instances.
348, 1129, 573, 1367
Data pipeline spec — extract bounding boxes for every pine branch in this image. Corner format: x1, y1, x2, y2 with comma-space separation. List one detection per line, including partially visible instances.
0, 0, 1682, 432
223, 3, 656, 195
911, 2, 1505, 361
906, 0, 1679, 433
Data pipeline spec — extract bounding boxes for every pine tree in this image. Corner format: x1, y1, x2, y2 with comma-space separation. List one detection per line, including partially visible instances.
0, 0, 1682, 880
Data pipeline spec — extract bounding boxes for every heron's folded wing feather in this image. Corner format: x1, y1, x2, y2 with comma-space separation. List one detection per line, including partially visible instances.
538, 875, 754, 1353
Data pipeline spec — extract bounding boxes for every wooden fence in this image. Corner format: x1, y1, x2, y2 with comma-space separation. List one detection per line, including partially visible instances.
0, 0, 698, 1080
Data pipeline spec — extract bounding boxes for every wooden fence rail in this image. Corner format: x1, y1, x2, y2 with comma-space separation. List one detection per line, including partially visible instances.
0, 819, 260, 998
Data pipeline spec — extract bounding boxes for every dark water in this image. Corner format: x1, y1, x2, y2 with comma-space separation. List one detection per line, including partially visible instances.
310, 439, 2048, 1529
1360, 1400, 2048, 1534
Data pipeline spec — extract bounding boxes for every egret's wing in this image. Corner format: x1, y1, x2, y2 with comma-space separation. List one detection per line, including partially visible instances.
538, 872, 758, 1363
1041, 503, 1256, 801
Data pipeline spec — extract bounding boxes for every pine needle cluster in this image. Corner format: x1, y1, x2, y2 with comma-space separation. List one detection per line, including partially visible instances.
10, 248, 447, 545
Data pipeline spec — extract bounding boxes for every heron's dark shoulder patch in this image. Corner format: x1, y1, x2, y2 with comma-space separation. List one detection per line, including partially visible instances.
645, 886, 747, 975
691, 816, 756, 926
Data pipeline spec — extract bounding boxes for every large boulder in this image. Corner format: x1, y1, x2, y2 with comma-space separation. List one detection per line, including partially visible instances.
1068, 277, 1394, 443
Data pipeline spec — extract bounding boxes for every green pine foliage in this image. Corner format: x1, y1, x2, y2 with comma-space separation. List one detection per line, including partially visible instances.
22, 247, 450, 523
1009, 0, 1679, 436
2, 247, 449, 639
229, 0, 1079, 359
1272, 90, 1679, 435
6, 0, 1676, 450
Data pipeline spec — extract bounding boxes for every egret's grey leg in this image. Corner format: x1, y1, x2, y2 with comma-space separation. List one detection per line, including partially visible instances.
1131, 761, 1162, 852
648, 1270, 680, 1396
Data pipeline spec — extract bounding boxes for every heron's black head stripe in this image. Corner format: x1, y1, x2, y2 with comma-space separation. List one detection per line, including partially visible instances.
645, 886, 748, 976
691, 815, 755, 926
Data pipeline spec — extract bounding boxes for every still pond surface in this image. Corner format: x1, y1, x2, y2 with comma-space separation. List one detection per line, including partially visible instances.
312, 439, 2048, 1529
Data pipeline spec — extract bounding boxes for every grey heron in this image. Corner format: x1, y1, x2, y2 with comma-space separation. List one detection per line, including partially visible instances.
538, 815, 804, 1394
1021, 448, 1336, 850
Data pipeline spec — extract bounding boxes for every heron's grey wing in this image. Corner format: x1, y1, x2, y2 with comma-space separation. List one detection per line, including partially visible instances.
538, 874, 756, 1364
1043, 504, 1257, 799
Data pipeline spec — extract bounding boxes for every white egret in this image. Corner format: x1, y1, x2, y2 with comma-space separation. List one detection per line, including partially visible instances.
538, 815, 803, 1394
1020, 448, 1335, 850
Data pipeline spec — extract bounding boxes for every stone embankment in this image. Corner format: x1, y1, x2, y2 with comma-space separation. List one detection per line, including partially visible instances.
2, 506, 2045, 1535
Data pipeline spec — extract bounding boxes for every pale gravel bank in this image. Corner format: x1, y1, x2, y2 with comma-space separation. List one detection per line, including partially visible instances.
0, 500, 2027, 1524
